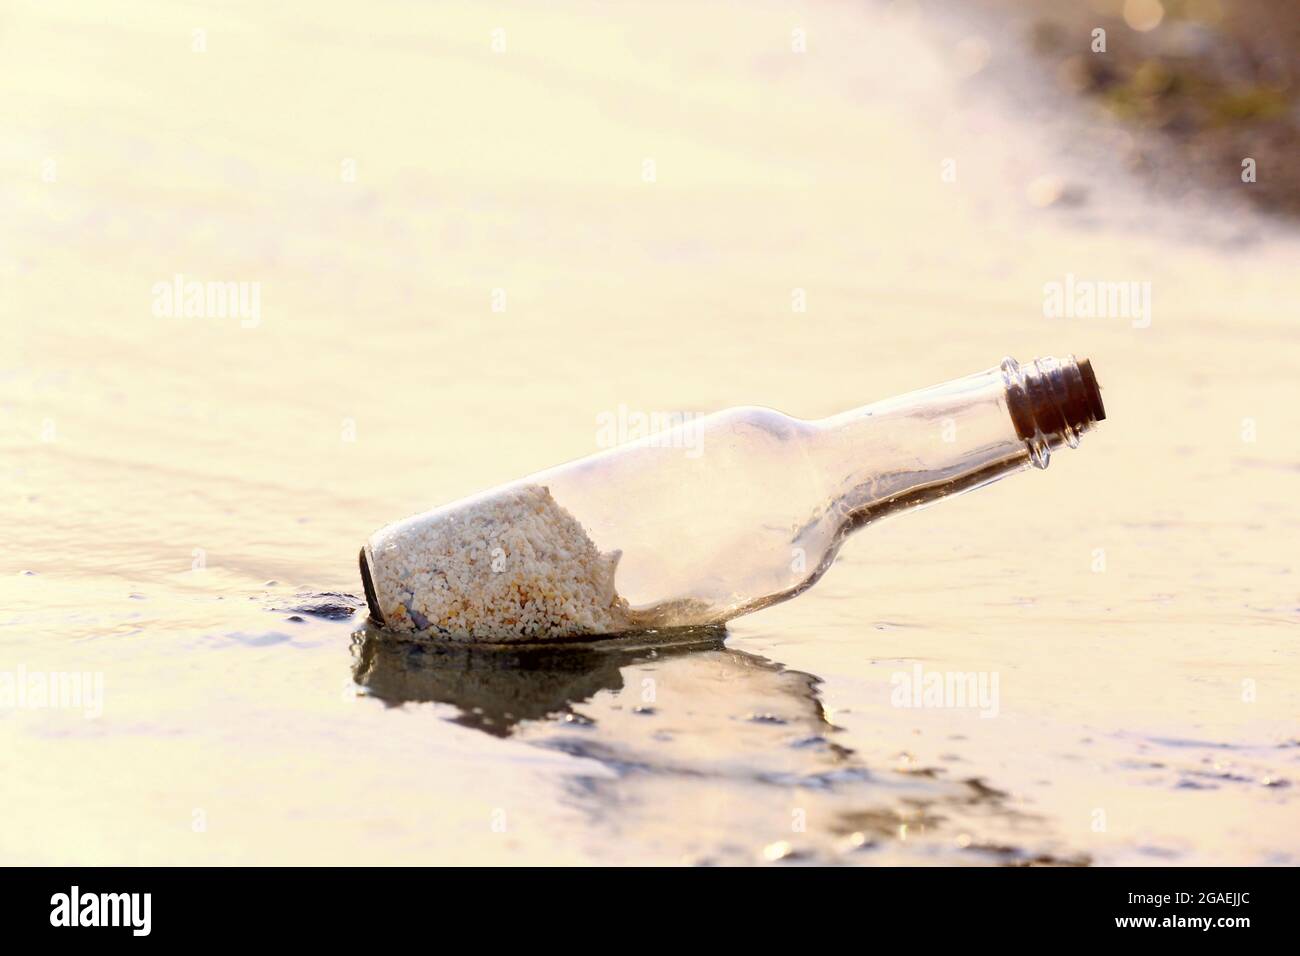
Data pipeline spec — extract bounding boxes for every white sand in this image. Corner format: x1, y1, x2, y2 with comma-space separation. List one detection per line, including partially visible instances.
368, 485, 628, 641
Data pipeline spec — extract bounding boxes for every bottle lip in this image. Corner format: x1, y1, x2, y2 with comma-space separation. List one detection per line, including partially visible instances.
1077, 357, 1106, 423
1005, 354, 1105, 449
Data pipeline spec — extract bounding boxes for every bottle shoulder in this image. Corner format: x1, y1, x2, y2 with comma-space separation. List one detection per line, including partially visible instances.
703, 405, 813, 440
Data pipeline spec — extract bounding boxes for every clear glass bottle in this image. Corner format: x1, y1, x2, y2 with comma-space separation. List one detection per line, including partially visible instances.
361, 355, 1105, 641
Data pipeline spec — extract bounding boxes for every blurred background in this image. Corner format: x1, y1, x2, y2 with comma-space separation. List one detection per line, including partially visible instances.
2, 0, 1297, 865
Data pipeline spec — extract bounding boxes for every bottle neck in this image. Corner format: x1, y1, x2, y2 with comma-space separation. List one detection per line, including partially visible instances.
811, 355, 1105, 530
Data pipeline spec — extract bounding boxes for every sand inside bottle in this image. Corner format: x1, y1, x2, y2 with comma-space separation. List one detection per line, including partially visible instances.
366, 484, 637, 641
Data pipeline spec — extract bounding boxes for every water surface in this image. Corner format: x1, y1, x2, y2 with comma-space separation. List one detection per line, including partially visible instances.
2, 0, 1297, 864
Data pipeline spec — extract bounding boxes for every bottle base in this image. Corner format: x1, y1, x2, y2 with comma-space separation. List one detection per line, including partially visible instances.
359, 547, 386, 627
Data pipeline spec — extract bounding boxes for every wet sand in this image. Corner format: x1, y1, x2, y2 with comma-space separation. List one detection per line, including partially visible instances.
2, 1, 1297, 864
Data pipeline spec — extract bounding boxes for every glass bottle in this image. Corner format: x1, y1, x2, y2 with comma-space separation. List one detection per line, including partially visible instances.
360, 355, 1105, 640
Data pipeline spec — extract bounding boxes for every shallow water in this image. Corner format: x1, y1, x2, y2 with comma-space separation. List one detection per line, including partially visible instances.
2, 1, 1297, 865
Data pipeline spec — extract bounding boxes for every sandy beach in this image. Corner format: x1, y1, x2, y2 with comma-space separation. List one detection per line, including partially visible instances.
2, 0, 1297, 865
